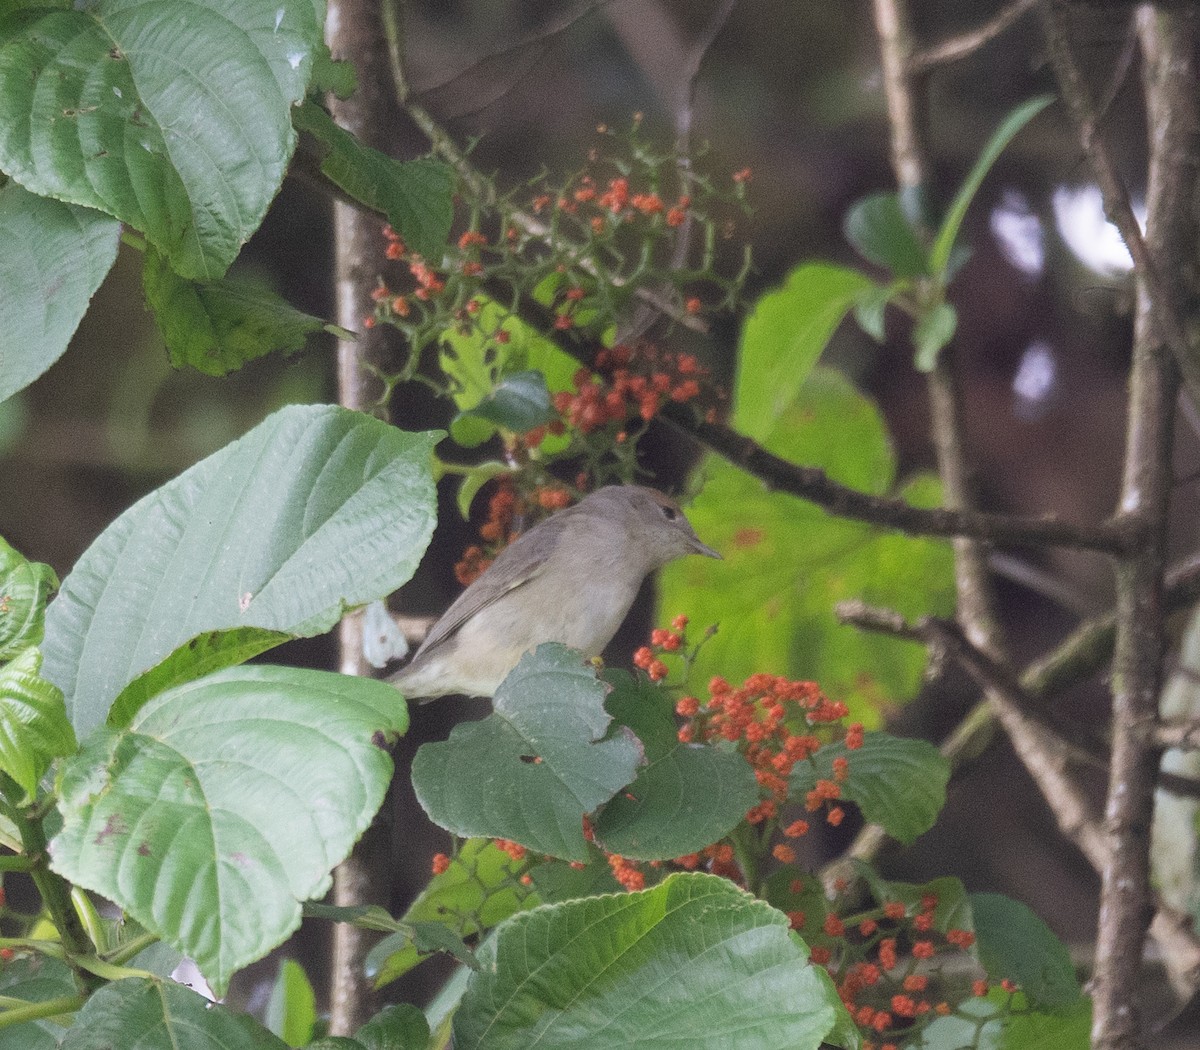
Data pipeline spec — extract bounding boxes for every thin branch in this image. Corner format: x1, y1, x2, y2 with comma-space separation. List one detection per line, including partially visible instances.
912, 0, 1038, 71
837, 603, 1108, 863
1153, 718, 1200, 751
413, 0, 610, 99
833, 601, 1200, 996
481, 279, 1131, 551
672, 403, 1131, 551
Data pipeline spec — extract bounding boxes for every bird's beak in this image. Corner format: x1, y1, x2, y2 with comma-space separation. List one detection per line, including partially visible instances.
690, 537, 722, 559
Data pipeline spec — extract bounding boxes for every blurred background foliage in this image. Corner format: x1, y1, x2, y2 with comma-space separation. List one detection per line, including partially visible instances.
3, 0, 1194, 1034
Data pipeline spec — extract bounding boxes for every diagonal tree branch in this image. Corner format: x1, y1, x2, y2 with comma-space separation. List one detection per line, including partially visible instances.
912, 0, 1039, 71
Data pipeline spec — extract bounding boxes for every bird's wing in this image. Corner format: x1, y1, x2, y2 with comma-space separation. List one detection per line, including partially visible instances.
411, 512, 571, 658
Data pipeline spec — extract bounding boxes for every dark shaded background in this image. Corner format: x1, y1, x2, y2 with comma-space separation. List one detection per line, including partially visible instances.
3, 0, 1196, 1041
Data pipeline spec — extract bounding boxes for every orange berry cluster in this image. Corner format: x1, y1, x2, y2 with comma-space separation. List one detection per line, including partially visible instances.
672, 669, 857, 837
794, 890, 1003, 1047
548, 342, 714, 440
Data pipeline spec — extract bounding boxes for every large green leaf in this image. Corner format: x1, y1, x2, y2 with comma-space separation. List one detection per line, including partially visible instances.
0, 184, 120, 402
0, 954, 76, 1050
968, 892, 1081, 1010
293, 101, 453, 261
0, 646, 75, 799
58, 977, 289, 1050
143, 246, 336, 377
411, 644, 642, 861
789, 732, 948, 845
454, 872, 840, 1050
734, 264, 877, 442
0, 535, 58, 660
593, 671, 760, 860
49, 666, 408, 996
660, 369, 955, 725
0, 0, 322, 279
42, 404, 440, 735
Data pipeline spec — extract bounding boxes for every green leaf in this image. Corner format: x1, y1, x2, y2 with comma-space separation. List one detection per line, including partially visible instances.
42, 404, 441, 736
439, 296, 579, 453
0, 0, 322, 280
355, 1004, 431, 1050
852, 283, 895, 344
449, 371, 556, 448
411, 644, 642, 861
528, 854, 622, 901
107, 627, 292, 728
592, 671, 760, 860
266, 960, 317, 1048
0, 647, 75, 799
0, 535, 58, 660
367, 839, 536, 988
311, 45, 357, 99
1002, 996, 1091, 1049
0, 953, 76, 1050
968, 892, 1081, 1010
762, 869, 832, 951
143, 247, 334, 377
454, 872, 840, 1050
455, 461, 512, 518
928, 95, 1054, 280
857, 869, 973, 935
660, 369, 955, 725
49, 666, 408, 996
789, 732, 948, 844
735, 264, 878, 442
293, 100, 453, 260
914, 995, 1005, 1050
0, 184, 120, 402
58, 977, 290, 1050
843, 192, 928, 277
912, 301, 957, 372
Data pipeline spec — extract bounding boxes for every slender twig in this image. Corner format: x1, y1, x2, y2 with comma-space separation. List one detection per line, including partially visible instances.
912, 0, 1038, 70
413, 0, 610, 98
1153, 718, 1200, 751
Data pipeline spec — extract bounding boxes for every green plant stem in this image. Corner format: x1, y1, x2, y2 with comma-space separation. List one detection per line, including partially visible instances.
102, 931, 160, 967
0, 774, 91, 961
0, 995, 85, 1030
0, 854, 32, 872
0, 938, 66, 958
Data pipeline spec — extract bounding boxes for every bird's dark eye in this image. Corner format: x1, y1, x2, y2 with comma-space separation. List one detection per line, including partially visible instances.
661, 504, 680, 521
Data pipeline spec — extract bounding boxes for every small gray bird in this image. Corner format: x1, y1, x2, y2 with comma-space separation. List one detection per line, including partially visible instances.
389, 485, 719, 700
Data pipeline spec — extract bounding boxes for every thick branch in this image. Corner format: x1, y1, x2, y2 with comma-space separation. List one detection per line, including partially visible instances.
326, 0, 403, 1033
